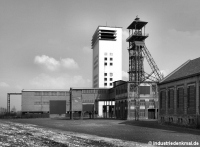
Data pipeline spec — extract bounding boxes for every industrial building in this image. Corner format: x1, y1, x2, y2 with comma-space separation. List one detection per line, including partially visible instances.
70, 87, 113, 118
158, 57, 200, 128
21, 82, 158, 120
21, 90, 70, 114
92, 26, 122, 88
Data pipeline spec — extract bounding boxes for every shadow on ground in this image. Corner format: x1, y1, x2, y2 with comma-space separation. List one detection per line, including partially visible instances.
119, 119, 200, 136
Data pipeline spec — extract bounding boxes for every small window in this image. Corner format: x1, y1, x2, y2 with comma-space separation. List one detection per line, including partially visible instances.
110, 58, 113, 61
104, 78, 107, 81
104, 83, 107, 86
59, 92, 65, 96
51, 92, 57, 96
43, 92, 49, 96
104, 63, 107, 66
104, 73, 107, 76
104, 52, 107, 56
110, 63, 113, 66
35, 92, 42, 96
104, 57, 107, 60
110, 83, 112, 86
110, 53, 113, 56
110, 73, 113, 76
110, 78, 113, 81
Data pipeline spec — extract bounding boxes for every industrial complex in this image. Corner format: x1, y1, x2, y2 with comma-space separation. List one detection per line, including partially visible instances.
6, 17, 200, 128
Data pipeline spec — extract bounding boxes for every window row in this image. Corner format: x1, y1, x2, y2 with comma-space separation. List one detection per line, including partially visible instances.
34, 92, 68, 96
104, 78, 113, 81
104, 62, 113, 66
34, 101, 49, 105
104, 57, 113, 61
104, 83, 113, 86
104, 52, 113, 56
82, 89, 108, 94
160, 85, 196, 114
104, 73, 113, 76
82, 99, 95, 103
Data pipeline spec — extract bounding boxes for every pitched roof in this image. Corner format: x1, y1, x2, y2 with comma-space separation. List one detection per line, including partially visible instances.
160, 57, 200, 84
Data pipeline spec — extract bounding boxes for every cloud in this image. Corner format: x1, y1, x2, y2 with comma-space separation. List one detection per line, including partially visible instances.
82, 46, 92, 54
61, 58, 79, 69
30, 73, 91, 89
0, 82, 9, 88
122, 70, 129, 80
34, 55, 79, 71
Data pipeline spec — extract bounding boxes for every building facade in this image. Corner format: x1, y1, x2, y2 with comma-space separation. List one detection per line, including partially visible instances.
92, 26, 122, 88
21, 83, 158, 120
21, 90, 70, 114
158, 57, 200, 128
114, 81, 158, 120
69, 81, 158, 120
70, 87, 114, 118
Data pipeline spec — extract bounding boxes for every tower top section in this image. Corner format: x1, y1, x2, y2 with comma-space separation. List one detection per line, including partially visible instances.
126, 17, 148, 42
91, 26, 122, 49
127, 17, 148, 30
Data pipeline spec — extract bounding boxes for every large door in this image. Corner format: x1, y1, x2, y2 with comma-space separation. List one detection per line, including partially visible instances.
148, 109, 155, 119
50, 100, 66, 115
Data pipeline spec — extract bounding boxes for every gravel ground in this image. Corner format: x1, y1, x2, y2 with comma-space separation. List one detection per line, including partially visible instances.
1, 118, 200, 147
0, 120, 154, 147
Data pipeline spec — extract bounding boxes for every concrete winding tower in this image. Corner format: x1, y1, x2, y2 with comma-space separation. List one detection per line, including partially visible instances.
91, 26, 122, 88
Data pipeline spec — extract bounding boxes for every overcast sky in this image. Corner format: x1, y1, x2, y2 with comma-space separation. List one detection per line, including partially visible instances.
1, 0, 200, 110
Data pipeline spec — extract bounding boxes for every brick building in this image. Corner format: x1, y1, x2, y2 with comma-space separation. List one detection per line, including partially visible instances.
158, 57, 200, 128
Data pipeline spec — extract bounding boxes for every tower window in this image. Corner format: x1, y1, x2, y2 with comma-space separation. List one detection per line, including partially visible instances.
110, 58, 113, 61
104, 73, 107, 76
110, 83, 112, 86
110, 63, 113, 66
104, 63, 107, 66
104, 78, 107, 81
104, 57, 107, 60
110, 78, 113, 81
104, 83, 107, 86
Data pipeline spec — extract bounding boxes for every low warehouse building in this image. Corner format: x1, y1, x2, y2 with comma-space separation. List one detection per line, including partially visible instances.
158, 57, 200, 128
22, 90, 70, 114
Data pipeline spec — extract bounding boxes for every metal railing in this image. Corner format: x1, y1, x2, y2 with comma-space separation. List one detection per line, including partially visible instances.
126, 32, 149, 41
